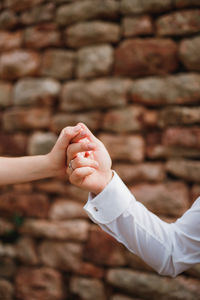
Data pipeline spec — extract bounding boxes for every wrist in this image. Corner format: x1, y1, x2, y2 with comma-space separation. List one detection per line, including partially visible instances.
44, 153, 59, 178
93, 169, 113, 195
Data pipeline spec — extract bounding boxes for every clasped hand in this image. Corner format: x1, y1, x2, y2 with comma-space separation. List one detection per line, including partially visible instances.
65, 123, 112, 195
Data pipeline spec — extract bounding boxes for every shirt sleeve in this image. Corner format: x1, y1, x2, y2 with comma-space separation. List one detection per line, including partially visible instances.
84, 171, 200, 277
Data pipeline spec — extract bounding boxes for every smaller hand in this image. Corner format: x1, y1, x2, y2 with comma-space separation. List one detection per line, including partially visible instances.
47, 124, 82, 177
67, 123, 112, 195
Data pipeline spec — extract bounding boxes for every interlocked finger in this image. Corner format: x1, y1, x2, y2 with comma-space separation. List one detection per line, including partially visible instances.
67, 142, 95, 166
72, 156, 98, 170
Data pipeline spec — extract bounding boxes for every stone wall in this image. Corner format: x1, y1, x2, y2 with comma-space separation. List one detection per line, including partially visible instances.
0, 0, 200, 299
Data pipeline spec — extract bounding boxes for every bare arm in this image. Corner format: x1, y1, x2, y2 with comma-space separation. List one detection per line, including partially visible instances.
0, 124, 81, 186
0, 155, 54, 185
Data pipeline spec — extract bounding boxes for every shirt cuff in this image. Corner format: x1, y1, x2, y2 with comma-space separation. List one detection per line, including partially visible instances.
83, 171, 135, 224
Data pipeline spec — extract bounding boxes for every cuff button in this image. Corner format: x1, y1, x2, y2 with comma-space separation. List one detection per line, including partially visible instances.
93, 207, 98, 212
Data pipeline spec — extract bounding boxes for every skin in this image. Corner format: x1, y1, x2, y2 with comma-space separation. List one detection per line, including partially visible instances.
67, 123, 113, 195
0, 125, 82, 186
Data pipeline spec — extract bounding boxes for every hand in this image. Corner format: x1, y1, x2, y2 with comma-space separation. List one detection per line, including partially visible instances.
67, 123, 113, 195
46, 124, 82, 178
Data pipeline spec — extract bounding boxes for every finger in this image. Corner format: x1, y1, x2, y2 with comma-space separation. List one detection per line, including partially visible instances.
67, 142, 96, 163
66, 159, 74, 177
76, 123, 98, 143
72, 156, 99, 169
71, 128, 87, 143
70, 167, 95, 184
56, 125, 82, 150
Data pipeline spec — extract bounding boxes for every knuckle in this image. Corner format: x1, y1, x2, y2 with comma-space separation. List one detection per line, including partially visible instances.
75, 156, 82, 167
64, 126, 73, 136
60, 128, 66, 136
73, 168, 80, 176
73, 168, 82, 177
69, 175, 75, 184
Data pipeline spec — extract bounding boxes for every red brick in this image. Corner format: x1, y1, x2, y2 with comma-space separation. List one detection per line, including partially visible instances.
20, 2, 54, 25
76, 44, 113, 78
0, 218, 14, 235
40, 49, 75, 79
13, 78, 60, 106
84, 225, 126, 266
0, 10, 18, 29
27, 132, 57, 156
49, 199, 87, 220
15, 267, 64, 300
179, 36, 200, 71
0, 133, 27, 156
156, 10, 200, 36
147, 144, 200, 160
146, 130, 200, 159
35, 180, 88, 202
185, 263, 200, 279
16, 237, 39, 265
166, 159, 200, 183
0, 30, 22, 50
126, 251, 154, 273
0, 192, 50, 218
175, 0, 200, 7
0, 279, 14, 300
76, 262, 104, 279
122, 16, 154, 37
65, 21, 120, 48
13, 183, 33, 193
24, 23, 61, 48
0, 50, 40, 79
114, 39, 178, 77
191, 184, 200, 203
20, 219, 89, 241
162, 127, 200, 149
107, 269, 200, 299
5, 0, 44, 12
158, 106, 200, 127
99, 133, 145, 162
102, 106, 145, 133
130, 181, 189, 217
70, 277, 106, 300
120, 0, 172, 14
113, 162, 165, 183
39, 241, 82, 272
51, 111, 102, 133
0, 257, 16, 279
3, 108, 51, 131
61, 78, 130, 111
0, 81, 12, 107
56, 0, 119, 26
130, 74, 200, 106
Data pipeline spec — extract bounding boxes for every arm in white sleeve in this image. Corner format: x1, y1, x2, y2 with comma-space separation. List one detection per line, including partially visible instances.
84, 171, 200, 277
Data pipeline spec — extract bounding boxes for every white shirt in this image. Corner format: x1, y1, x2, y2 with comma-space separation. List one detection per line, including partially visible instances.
84, 171, 200, 277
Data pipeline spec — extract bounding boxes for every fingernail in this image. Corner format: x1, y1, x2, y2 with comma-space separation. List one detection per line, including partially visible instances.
74, 125, 81, 132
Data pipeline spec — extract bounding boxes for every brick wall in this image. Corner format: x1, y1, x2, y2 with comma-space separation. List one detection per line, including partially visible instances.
0, 0, 200, 299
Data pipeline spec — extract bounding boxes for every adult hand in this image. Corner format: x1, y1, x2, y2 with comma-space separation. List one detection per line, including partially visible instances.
66, 123, 112, 195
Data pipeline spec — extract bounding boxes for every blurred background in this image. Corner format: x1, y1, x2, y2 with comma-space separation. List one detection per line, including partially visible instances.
0, 0, 200, 299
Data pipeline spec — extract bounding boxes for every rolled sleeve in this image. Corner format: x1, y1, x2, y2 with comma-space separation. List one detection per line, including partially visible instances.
84, 171, 135, 224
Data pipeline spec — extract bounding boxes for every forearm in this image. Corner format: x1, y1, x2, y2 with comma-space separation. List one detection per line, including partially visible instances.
0, 155, 55, 185
99, 202, 176, 276
84, 172, 200, 277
